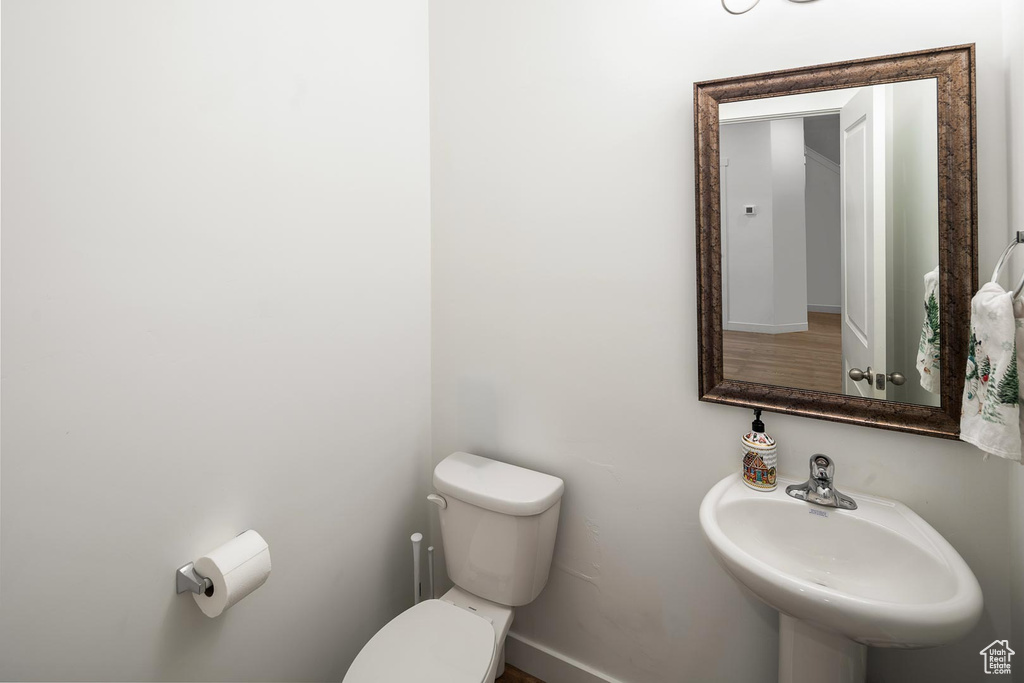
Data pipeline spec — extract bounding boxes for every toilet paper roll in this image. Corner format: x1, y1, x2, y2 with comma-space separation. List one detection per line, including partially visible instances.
192, 530, 272, 618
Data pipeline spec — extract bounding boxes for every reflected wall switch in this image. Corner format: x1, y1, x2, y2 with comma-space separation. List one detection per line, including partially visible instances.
744, 205, 757, 216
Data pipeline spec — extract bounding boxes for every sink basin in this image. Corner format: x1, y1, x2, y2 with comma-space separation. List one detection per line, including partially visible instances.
700, 473, 982, 682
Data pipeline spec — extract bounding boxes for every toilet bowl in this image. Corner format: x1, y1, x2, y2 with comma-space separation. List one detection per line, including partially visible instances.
343, 587, 513, 682
343, 452, 564, 682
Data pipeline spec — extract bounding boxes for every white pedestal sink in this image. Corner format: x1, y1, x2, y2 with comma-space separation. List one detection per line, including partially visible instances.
700, 473, 983, 683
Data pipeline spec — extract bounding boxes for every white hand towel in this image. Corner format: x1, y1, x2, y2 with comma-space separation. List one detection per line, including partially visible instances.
916, 266, 941, 393
1014, 296, 1024, 462
961, 282, 1021, 460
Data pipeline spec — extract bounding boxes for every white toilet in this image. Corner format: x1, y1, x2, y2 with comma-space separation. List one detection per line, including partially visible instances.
343, 451, 564, 683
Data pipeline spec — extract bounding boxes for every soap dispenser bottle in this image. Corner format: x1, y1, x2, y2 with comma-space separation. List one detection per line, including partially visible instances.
742, 409, 777, 491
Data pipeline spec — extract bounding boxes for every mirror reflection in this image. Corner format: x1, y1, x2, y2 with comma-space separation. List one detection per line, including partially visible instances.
719, 80, 940, 406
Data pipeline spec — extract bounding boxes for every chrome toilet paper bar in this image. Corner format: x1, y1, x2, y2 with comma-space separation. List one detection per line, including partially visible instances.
176, 562, 213, 596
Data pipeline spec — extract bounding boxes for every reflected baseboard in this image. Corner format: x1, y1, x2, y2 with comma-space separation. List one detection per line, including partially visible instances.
724, 321, 809, 334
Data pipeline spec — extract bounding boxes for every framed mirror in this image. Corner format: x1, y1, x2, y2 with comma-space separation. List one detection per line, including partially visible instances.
694, 45, 977, 439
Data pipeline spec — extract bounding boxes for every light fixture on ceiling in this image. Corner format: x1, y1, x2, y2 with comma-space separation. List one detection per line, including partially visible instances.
722, 0, 818, 15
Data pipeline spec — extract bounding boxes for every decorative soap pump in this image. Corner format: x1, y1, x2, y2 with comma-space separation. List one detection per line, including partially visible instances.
742, 409, 777, 491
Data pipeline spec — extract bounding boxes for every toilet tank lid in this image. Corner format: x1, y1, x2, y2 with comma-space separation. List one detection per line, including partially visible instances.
434, 452, 565, 517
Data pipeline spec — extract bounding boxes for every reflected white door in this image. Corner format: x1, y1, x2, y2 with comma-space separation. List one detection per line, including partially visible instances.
840, 87, 887, 399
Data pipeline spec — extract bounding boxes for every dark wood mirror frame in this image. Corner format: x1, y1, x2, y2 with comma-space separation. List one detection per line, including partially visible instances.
694, 45, 977, 439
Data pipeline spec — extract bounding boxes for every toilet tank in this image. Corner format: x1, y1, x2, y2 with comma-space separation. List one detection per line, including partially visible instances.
433, 452, 564, 607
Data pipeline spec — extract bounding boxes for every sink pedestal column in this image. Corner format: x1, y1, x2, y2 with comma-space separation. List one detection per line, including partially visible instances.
778, 614, 866, 683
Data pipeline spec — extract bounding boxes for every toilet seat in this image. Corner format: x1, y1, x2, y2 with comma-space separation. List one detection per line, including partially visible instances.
343, 599, 496, 683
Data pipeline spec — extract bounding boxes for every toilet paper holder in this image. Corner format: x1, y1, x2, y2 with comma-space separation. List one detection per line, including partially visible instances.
176, 562, 213, 596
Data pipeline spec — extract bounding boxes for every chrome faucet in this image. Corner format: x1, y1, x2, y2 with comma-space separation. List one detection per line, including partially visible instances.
785, 454, 857, 510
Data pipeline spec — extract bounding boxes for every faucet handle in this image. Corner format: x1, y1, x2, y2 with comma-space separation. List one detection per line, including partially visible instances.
809, 454, 834, 481
787, 453, 857, 510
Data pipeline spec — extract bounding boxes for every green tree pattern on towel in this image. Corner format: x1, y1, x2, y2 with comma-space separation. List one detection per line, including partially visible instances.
965, 330, 980, 400
998, 351, 1020, 406
967, 322, 1020, 425
979, 355, 992, 385
925, 290, 940, 346
980, 360, 1003, 424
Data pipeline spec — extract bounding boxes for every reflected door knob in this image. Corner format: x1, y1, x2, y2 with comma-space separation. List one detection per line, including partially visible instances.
848, 367, 872, 383
849, 367, 906, 388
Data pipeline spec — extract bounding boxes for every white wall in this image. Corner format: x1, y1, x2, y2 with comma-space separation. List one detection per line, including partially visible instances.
770, 118, 808, 329
719, 119, 807, 334
804, 114, 841, 164
720, 121, 776, 329
719, 89, 855, 123
430, 2, 1013, 683
887, 79, 940, 407
1, 2, 431, 681
804, 143, 842, 313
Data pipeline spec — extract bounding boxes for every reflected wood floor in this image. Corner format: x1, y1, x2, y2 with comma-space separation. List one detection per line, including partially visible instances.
497, 665, 545, 683
723, 312, 842, 393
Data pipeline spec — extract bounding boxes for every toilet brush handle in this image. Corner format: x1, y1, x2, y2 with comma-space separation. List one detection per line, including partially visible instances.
411, 533, 423, 605
427, 546, 435, 599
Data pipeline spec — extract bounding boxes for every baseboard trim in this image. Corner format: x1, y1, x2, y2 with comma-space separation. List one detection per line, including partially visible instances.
504, 631, 626, 683
807, 304, 840, 314
723, 321, 808, 334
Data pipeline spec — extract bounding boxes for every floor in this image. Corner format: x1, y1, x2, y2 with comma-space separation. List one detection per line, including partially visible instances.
497, 665, 545, 683
723, 312, 842, 393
